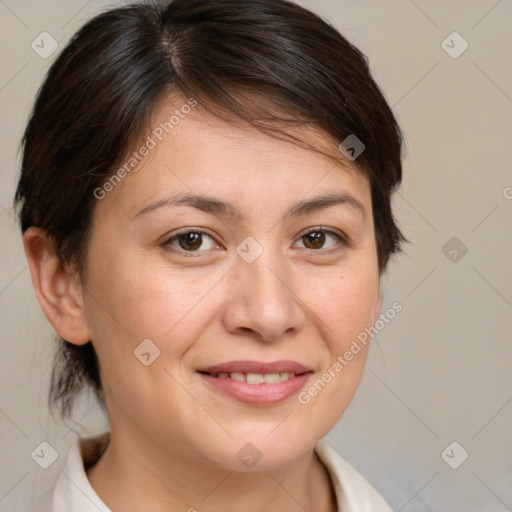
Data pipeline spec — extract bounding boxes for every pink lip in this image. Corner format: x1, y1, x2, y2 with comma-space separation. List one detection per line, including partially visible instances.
198, 360, 312, 374
197, 360, 313, 406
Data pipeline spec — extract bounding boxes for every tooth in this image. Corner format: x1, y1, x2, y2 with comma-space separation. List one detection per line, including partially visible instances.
230, 372, 246, 382
289, 373, 295, 379
280, 372, 290, 381
246, 372, 264, 384
217, 372, 229, 379
263, 373, 280, 384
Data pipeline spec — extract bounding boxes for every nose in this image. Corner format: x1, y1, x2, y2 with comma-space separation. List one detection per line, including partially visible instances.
221, 246, 306, 342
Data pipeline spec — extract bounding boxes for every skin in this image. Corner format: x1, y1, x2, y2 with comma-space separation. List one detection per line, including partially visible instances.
24, 95, 382, 512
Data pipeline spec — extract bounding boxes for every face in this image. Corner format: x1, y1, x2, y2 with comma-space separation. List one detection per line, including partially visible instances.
80, 95, 382, 471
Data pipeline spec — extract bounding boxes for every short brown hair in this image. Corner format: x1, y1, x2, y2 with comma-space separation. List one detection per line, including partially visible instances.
15, 0, 406, 418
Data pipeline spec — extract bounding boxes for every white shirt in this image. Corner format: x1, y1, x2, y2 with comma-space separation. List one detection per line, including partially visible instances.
52, 431, 393, 512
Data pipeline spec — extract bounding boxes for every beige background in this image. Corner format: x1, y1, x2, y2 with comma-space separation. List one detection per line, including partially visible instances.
1, 1, 511, 510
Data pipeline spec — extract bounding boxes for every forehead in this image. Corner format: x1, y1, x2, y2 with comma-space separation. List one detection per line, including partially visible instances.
98, 94, 372, 217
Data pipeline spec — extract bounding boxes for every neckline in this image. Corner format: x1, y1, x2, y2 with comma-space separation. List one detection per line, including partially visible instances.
76, 432, 344, 511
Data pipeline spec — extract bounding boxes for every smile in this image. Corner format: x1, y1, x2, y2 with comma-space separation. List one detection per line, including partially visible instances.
200, 371, 297, 384
197, 361, 313, 405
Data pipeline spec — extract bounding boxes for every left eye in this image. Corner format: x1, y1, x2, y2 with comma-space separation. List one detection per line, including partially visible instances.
165, 231, 219, 253
294, 228, 344, 250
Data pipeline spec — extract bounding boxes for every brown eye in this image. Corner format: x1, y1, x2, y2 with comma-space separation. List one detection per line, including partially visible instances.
303, 231, 325, 249
164, 230, 218, 253
295, 228, 344, 251
177, 232, 202, 251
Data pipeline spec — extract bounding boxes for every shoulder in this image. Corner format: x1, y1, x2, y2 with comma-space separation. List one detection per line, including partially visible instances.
314, 440, 393, 512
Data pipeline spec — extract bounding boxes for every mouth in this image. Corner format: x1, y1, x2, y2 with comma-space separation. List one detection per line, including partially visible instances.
196, 361, 313, 405
198, 371, 300, 384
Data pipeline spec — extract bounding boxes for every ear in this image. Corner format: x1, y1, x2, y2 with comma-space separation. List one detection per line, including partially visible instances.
23, 227, 91, 345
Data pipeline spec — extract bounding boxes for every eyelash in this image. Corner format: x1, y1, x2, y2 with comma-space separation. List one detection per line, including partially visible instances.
162, 227, 347, 257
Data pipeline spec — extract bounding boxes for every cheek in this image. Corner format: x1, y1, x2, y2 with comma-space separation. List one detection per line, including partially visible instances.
305, 265, 380, 351
81, 256, 225, 431
80, 254, 245, 455
82, 252, 224, 370
294, 264, 379, 420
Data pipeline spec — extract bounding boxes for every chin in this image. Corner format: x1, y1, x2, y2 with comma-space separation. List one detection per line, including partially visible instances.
198, 428, 319, 473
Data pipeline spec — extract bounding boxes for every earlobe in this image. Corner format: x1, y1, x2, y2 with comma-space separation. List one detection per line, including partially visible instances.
23, 227, 91, 345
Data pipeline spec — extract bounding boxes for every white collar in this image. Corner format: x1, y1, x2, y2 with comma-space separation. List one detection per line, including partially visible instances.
52, 430, 111, 512
315, 439, 393, 511
53, 431, 392, 512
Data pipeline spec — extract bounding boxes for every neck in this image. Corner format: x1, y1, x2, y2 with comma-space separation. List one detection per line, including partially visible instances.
86, 425, 337, 512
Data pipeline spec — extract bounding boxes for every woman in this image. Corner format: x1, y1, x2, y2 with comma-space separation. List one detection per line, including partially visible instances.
16, 0, 406, 510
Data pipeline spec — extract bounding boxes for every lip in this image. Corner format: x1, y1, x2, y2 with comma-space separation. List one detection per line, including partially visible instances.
197, 360, 313, 406
198, 360, 312, 374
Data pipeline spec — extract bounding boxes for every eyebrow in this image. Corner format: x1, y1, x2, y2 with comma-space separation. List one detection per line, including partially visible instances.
134, 191, 366, 221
